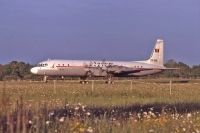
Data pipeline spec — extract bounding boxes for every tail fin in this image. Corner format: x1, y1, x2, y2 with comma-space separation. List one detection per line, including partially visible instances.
147, 39, 164, 66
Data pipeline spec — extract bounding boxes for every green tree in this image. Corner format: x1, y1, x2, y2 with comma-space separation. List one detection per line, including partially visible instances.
191, 65, 200, 78
2, 61, 33, 80
163, 59, 191, 78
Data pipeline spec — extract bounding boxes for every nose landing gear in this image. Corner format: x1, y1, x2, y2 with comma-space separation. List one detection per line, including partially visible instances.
43, 75, 48, 83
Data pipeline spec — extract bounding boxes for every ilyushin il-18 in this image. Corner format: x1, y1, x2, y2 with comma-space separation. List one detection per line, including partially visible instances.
31, 39, 177, 83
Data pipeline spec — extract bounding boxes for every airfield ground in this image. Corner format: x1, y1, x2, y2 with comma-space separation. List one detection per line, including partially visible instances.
0, 79, 200, 132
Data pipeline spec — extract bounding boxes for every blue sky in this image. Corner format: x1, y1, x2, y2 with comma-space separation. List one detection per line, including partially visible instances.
0, 0, 199, 65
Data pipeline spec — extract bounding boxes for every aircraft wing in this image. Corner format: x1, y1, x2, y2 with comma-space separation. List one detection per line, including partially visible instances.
161, 67, 180, 70
105, 65, 152, 75
105, 66, 179, 75
86, 65, 179, 77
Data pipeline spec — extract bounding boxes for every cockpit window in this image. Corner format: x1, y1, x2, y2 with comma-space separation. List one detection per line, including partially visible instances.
37, 63, 48, 67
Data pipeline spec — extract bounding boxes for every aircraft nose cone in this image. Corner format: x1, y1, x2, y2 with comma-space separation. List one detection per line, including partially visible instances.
31, 67, 38, 74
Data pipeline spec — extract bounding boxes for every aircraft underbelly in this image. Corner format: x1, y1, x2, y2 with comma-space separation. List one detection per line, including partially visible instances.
37, 66, 163, 77
58, 67, 86, 76
38, 67, 87, 76
131, 69, 163, 76
66, 67, 86, 76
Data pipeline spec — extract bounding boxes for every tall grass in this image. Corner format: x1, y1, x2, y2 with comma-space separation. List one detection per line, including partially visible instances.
0, 80, 199, 132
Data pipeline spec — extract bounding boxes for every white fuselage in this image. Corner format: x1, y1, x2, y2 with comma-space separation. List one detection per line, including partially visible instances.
31, 59, 165, 77
31, 39, 167, 77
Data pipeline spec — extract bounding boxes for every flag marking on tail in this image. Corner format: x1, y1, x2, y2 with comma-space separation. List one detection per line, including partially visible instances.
155, 49, 159, 53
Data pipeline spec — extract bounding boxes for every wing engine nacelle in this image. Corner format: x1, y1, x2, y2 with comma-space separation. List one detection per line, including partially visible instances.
86, 67, 108, 77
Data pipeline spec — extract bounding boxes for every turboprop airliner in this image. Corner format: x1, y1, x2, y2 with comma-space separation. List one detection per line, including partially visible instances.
31, 39, 175, 83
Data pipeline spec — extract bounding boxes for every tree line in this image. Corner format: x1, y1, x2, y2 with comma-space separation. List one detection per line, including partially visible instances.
162, 59, 200, 78
0, 60, 199, 81
0, 61, 34, 80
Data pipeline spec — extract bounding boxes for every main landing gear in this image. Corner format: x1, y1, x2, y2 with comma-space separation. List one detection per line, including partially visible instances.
43, 75, 48, 83
79, 76, 90, 84
79, 80, 89, 84
79, 71, 93, 84
105, 75, 114, 84
79, 74, 114, 84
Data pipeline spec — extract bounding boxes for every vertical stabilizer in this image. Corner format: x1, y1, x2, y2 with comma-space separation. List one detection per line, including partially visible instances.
147, 39, 164, 66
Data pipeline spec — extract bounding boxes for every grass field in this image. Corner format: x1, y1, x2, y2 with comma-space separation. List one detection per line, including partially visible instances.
0, 79, 200, 132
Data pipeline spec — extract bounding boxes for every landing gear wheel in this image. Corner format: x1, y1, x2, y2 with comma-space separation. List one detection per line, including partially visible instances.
80, 81, 89, 84
79, 71, 92, 84
105, 80, 114, 84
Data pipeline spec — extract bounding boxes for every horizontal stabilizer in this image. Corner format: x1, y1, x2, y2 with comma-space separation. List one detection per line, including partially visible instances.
161, 68, 180, 70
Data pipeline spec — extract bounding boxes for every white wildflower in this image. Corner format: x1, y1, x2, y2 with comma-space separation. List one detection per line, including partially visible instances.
75, 106, 79, 110
59, 117, 65, 123
49, 111, 54, 116
137, 113, 141, 119
28, 120, 32, 124
147, 115, 151, 119
129, 112, 132, 116
86, 112, 91, 116
143, 112, 147, 115
187, 113, 192, 119
150, 107, 154, 111
87, 127, 93, 133
143, 112, 148, 118
111, 118, 116, 121
149, 129, 155, 133
148, 111, 156, 118
82, 105, 85, 109
46, 121, 50, 125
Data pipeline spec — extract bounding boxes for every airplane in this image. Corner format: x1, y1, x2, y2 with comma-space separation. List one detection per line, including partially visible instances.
31, 39, 176, 83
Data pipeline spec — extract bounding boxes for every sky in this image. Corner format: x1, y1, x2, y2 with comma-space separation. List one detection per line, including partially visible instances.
0, 0, 199, 65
